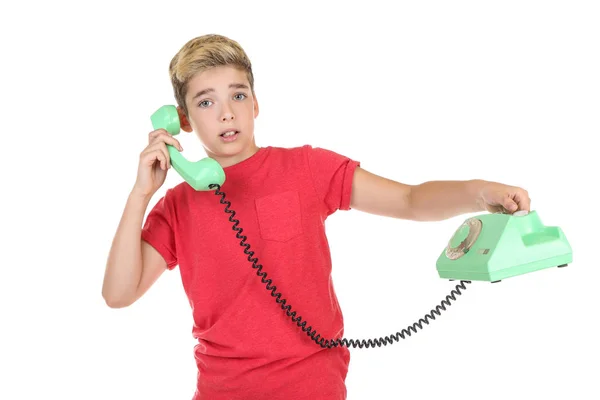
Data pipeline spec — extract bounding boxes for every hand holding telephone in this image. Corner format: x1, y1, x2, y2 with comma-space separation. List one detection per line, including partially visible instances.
150, 105, 226, 191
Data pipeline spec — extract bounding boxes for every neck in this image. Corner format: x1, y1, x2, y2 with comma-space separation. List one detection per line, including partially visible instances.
209, 142, 260, 168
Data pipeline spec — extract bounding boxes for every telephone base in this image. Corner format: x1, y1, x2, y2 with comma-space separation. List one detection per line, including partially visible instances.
438, 255, 572, 282
435, 210, 572, 282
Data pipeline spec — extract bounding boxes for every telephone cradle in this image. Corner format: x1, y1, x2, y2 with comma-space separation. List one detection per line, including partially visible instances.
150, 104, 573, 350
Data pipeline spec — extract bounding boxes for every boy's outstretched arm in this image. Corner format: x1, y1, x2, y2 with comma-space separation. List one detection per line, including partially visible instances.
349, 167, 530, 221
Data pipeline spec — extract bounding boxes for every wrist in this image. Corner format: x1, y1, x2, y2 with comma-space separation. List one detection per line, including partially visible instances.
468, 179, 488, 212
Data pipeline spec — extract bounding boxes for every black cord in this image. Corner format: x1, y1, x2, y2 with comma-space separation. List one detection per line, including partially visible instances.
210, 184, 471, 349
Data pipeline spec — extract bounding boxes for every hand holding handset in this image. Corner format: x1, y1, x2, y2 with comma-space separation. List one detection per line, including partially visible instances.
150, 105, 226, 191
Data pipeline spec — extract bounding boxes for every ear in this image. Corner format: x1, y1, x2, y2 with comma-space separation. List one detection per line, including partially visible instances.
253, 95, 259, 118
177, 106, 193, 132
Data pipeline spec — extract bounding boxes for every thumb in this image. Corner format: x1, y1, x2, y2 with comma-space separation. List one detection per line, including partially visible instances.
504, 196, 518, 212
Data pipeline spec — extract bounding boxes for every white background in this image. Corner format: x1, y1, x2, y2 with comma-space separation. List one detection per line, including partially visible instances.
2, 1, 599, 399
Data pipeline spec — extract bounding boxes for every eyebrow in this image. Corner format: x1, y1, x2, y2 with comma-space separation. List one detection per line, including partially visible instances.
192, 83, 250, 100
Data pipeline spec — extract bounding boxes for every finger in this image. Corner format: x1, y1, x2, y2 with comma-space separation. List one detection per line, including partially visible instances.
147, 140, 174, 166
141, 149, 167, 170
502, 194, 519, 213
148, 129, 167, 144
164, 135, 183, 151
150, 129, 170, 145
153, 149, 167, 171
513, 190, 531, 211
151, 130, 183, 151
159, 142, 171, 169
147, 142, 170, 169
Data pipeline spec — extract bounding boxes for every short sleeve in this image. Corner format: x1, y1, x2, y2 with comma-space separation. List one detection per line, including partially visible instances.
304, 145, 360, 216
141, 189, 178, 270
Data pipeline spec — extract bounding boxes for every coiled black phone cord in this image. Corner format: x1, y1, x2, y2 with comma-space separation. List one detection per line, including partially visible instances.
210, 184, 471, 349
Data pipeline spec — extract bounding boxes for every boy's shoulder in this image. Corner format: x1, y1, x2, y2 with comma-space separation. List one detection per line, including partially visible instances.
257, 144, 315, 163
269, 143, 312, 153
268, 143, 339, 157
265, 144, 345, 166
277, 144, 353, 162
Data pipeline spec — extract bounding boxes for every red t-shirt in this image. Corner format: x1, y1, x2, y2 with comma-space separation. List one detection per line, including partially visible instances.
142, 145, 360, 400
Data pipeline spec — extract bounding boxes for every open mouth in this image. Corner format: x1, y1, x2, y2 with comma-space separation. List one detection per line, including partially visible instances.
220, 130, 239, 142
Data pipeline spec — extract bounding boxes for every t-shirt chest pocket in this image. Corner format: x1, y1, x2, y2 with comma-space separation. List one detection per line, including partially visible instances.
255, 190, 303, 242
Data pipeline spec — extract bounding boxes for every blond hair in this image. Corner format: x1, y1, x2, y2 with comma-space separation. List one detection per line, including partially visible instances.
169, 34, 255, 117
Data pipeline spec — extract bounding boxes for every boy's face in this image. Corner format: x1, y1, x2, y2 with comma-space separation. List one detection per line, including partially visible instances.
179, 65, 259, 166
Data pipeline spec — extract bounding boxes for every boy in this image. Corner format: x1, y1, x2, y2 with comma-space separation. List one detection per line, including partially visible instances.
103, 34, 531, 400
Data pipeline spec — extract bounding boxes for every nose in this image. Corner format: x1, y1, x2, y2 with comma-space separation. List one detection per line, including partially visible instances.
220, 102, 235, 122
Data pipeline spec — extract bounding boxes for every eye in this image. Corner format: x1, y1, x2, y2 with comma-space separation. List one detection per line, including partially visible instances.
198, 100, 212, 108
234, 93, 247, 101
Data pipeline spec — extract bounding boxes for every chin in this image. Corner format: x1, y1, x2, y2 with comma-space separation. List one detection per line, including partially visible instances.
214, 141, 247, 156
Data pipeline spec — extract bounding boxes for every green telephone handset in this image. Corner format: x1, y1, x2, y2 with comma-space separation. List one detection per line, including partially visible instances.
150, 105, 226, 191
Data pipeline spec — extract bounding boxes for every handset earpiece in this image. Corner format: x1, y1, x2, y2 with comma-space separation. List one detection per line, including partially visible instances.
150, 105, 225, 191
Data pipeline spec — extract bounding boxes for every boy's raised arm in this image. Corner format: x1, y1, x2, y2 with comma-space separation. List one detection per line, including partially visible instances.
102, 192, 167, 308
102, 129, 182, 308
